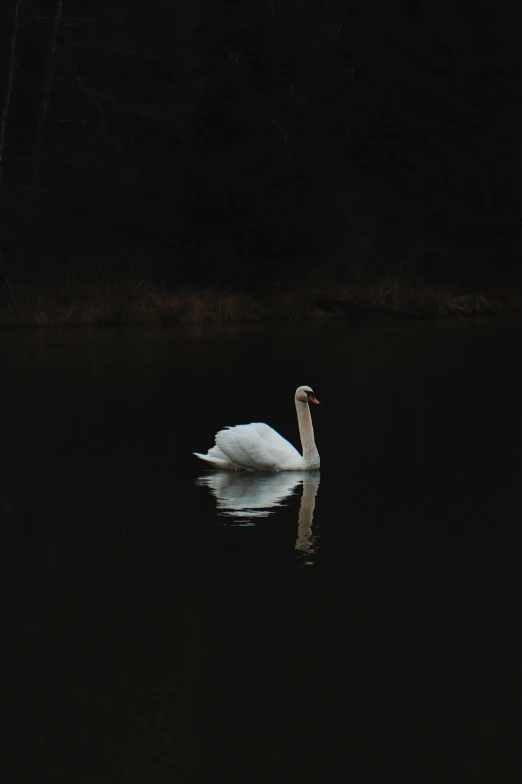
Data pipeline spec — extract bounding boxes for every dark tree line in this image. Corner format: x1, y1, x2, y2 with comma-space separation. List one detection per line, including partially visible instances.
1, 0, 522, 287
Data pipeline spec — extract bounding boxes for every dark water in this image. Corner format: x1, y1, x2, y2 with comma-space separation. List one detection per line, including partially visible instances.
3, 320, 522, 783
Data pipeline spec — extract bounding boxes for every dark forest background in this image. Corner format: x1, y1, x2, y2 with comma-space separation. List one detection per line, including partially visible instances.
1, 0, 522, 289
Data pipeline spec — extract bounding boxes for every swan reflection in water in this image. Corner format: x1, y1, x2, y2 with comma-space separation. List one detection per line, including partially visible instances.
196, 471, 320, 558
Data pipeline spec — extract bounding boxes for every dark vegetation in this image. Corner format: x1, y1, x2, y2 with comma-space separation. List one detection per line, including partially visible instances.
1, 0, 522, 322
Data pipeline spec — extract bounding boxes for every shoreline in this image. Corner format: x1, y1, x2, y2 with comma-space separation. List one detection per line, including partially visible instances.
0, 279, 521, 326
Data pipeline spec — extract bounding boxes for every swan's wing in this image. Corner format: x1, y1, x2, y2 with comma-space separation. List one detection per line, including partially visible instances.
215, 423, 301, 471
249, 423, 299, 451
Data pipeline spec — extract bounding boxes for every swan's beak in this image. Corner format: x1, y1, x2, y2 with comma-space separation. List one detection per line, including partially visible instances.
308, 394, 320, 405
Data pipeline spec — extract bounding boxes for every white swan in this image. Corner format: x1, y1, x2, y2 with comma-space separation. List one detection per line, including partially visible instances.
193, 385, 320, 471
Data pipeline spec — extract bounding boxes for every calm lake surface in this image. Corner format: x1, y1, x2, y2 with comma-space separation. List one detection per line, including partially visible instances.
3, 320, 522, 783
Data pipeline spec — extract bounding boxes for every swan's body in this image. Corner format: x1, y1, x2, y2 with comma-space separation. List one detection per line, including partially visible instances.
194, 385, 320, 472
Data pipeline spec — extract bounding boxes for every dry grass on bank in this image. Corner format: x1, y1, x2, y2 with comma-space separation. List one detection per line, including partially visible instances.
0, 277, 521, 326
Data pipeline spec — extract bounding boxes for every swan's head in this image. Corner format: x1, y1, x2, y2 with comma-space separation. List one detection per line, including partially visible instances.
295, 385, 320, 405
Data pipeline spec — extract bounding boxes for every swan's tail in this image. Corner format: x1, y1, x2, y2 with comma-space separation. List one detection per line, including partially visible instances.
193, 451, 239, 470
193, 451, 217, 464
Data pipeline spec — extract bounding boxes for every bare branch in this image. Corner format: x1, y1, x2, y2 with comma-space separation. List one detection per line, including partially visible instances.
0, 0, 20, 302
29, 0, 64, 189
0, 0, 20, 188
20, 12, 113, 26
7, 179, 111, 193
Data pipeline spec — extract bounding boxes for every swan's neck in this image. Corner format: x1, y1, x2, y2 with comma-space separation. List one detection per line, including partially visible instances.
296, 400, 320, 469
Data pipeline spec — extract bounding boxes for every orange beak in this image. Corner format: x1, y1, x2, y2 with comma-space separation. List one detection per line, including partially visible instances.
308, 394, 320, 405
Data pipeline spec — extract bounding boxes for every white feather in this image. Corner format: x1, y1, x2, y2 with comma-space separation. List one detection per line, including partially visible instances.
215, 424, 301, 471
193, 443, 238, 470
